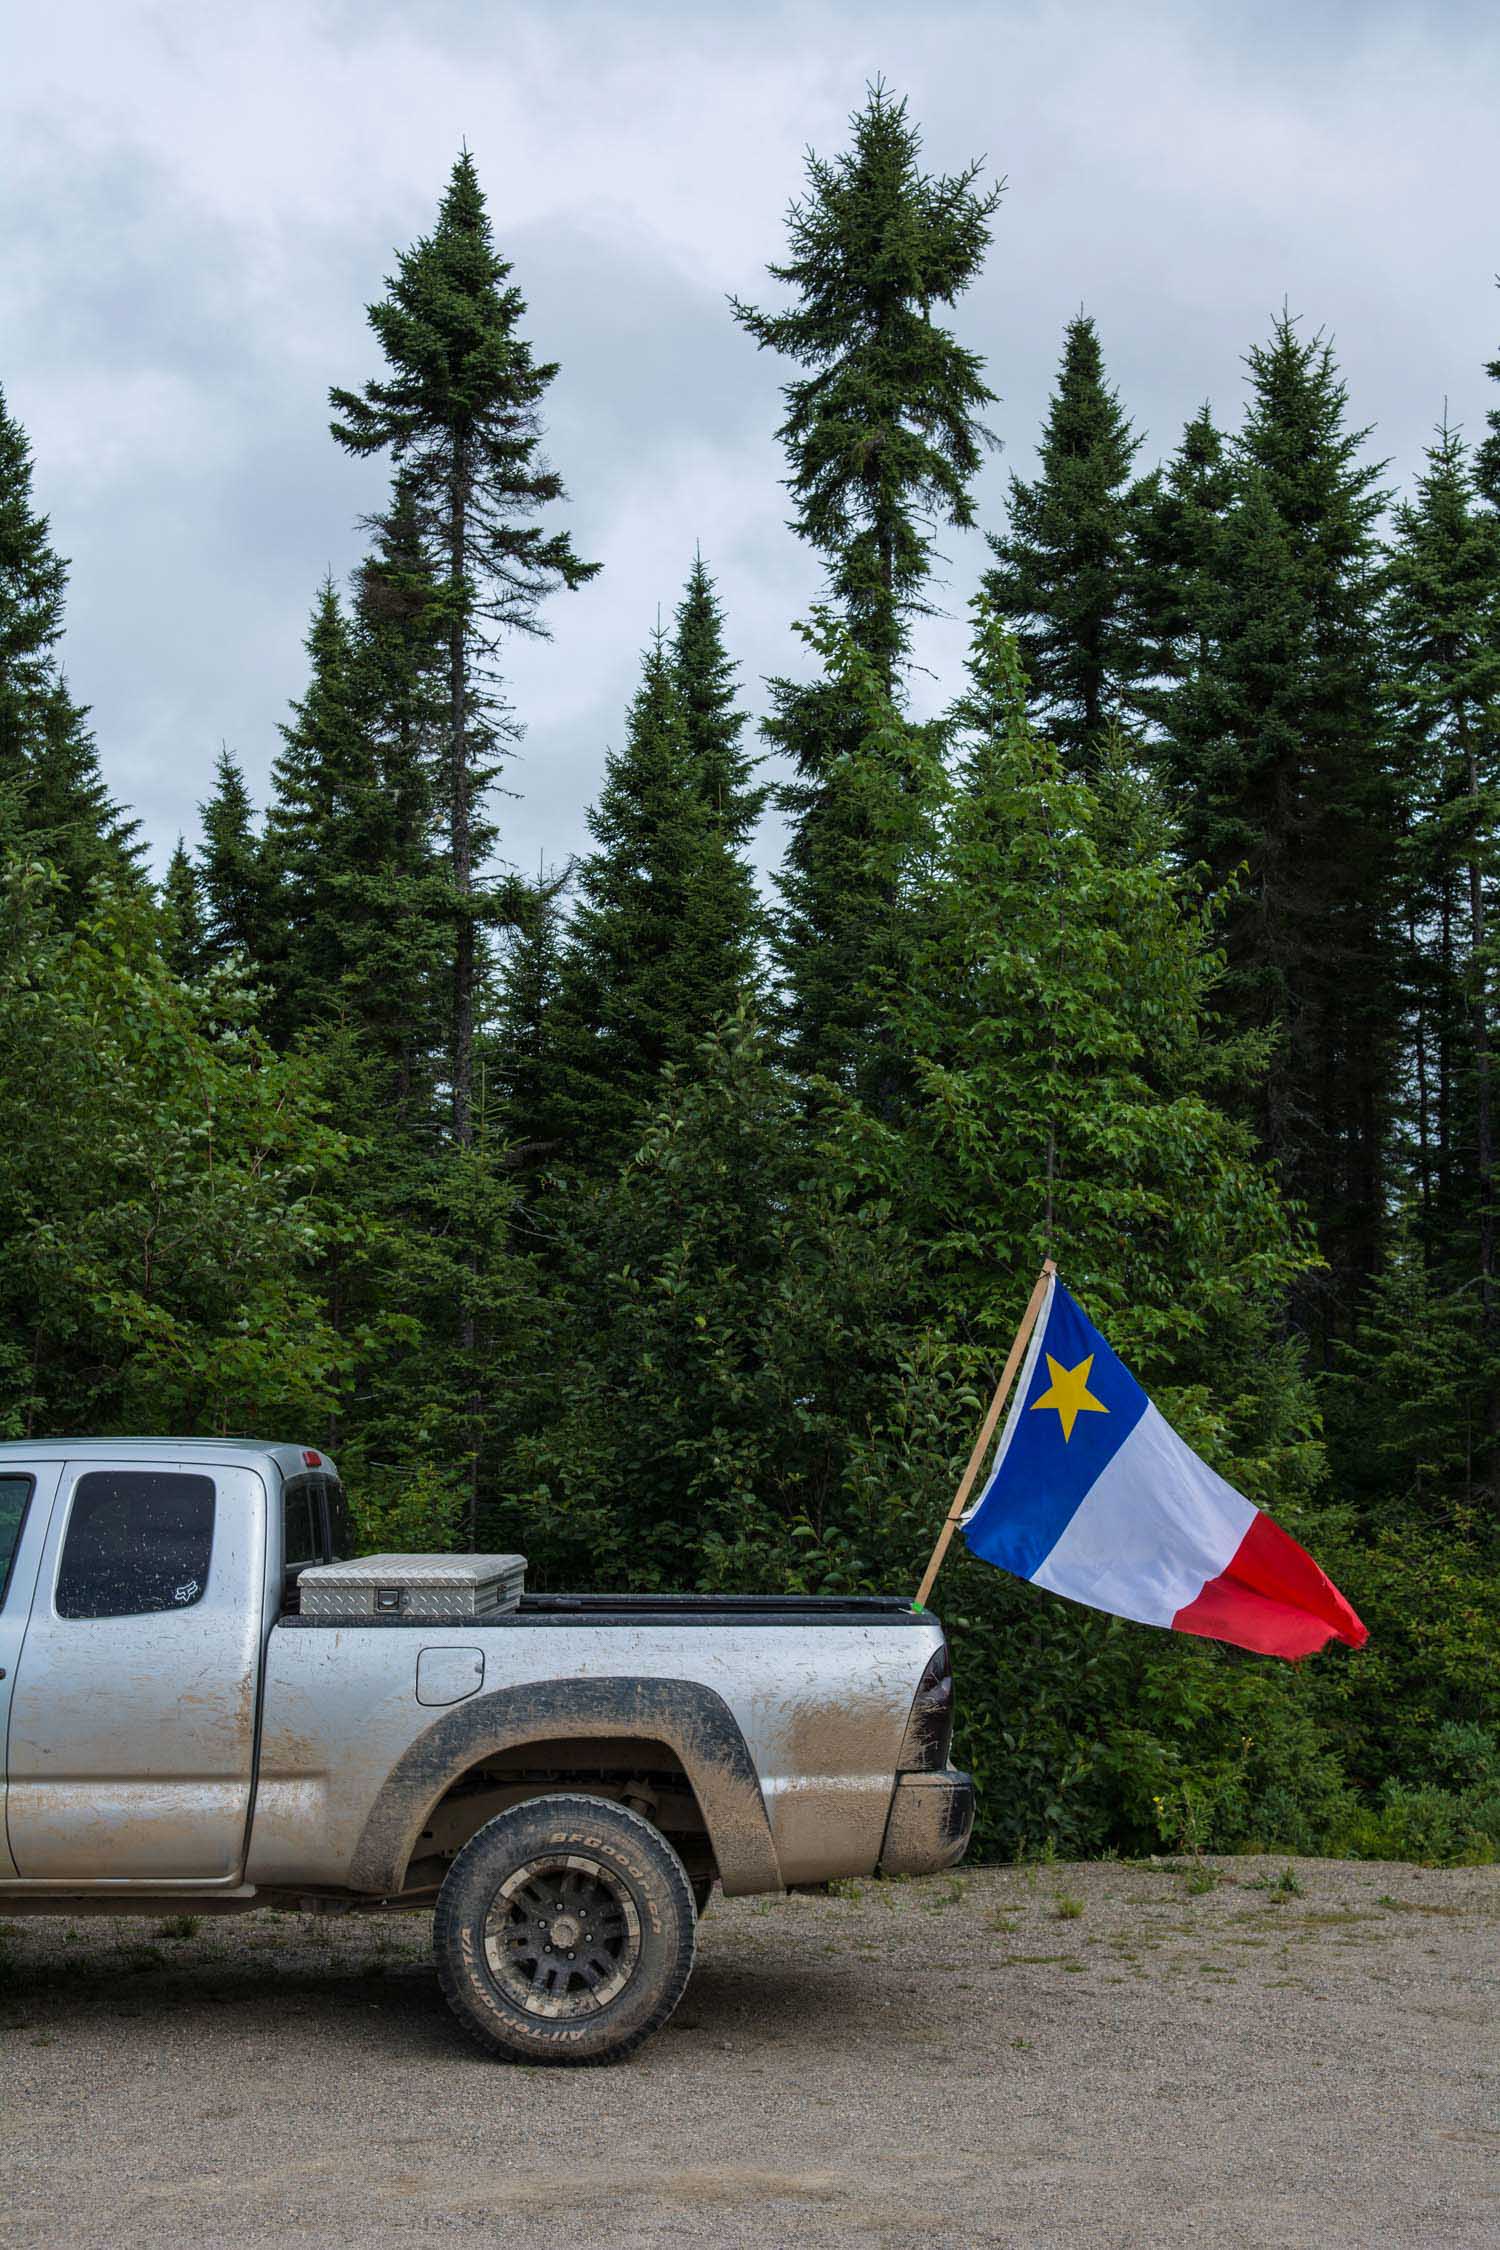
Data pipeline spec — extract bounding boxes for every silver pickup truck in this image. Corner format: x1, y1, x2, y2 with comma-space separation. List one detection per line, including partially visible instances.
0, 1438, 972, 2064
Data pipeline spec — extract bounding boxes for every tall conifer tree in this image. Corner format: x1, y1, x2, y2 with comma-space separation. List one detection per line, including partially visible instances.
0, 387, 138, 899
733, 86, 1000, 1091
1477, 300, 1500, 508
265, 581, 366, 1035
732, 84, 1000, 681
672, 552, 763, 848
984, 314, 1150, 766
1384, 419, 1500, 1457
1153, 317, 1397, 1326
492, 884, 568, 1161
330, 151, 598, 1145
159, 838, 207, 982
552, 628, 760, 1160
1136, 404, 1235, 720
197, 748, 274, 971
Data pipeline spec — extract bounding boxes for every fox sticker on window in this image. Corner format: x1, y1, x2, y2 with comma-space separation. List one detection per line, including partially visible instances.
173, 1579, 200, 1604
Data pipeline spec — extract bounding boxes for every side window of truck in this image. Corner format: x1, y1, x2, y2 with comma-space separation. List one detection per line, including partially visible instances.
55, 1472, 216, 1621
0, 1474, 33, 1603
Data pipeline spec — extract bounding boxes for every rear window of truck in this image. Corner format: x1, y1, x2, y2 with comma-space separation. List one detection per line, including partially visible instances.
281, 1472, 354, 1580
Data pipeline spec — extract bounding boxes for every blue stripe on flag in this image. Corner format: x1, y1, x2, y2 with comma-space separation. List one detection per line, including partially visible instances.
962, 1280, 1149, 1580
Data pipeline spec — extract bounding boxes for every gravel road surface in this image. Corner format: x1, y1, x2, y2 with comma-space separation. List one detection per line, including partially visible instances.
2, 1855, 1494, 2249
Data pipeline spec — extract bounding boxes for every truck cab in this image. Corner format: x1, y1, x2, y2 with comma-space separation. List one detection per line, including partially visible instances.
0, 1440, 345, 1886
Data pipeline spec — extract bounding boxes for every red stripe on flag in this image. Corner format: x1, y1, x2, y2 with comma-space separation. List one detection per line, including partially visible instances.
1171, 1509, 1367, 1660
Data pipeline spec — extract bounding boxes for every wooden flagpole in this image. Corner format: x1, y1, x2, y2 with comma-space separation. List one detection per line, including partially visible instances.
914, 1259, 1055, 1609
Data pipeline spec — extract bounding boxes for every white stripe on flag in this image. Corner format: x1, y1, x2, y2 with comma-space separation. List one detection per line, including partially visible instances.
1030, 1401, 1257, 1627
960, 1273, 1056, 1525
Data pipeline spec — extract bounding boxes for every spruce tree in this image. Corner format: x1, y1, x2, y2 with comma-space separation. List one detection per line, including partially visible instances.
984, 313, 1151, 766
197, 748, 275, 971
769, 614, 945, 1104
264, 580, 366, 1034
732, 85, 1000, 679
492, 882, 568, 1160
348, 468, 452, 1122
330, 151, 598, 1146
1153, 316, 1397, 1325
1477, 296, 1500, 508
552, 629, 761, 1160
1383, 418, 1500, 1460
733, 85, 999, 1091
672, 551, 763, 847
1135, 404, 1235, 723
159, 838, 207, 982
0, 387, 138, 899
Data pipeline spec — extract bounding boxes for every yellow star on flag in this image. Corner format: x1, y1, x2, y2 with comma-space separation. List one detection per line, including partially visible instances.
1030, 1353, 1109, 1443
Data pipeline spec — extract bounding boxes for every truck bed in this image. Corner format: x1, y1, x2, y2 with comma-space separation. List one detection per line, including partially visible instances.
253, 1598, 947, 1897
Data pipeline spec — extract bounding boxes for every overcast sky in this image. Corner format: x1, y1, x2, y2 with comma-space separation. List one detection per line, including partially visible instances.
4, 0, 1498, 884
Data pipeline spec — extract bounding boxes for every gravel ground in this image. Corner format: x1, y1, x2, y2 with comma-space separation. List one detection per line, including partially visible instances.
1, 1855, 1495, 2250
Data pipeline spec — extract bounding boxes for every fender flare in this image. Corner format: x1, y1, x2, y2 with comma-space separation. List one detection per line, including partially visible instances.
346, 1674, 782, 1897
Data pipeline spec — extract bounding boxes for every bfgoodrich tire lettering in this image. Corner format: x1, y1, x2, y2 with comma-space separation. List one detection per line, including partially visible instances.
433, 1793, 697, 2066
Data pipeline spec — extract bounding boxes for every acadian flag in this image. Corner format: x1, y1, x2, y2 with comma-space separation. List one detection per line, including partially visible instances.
960, 1274, 1366, 1659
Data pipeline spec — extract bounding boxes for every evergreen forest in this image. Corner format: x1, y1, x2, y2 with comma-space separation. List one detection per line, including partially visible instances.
2, 92, 1496, 1862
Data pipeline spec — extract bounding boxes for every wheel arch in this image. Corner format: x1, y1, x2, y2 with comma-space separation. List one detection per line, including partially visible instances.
347, 1675, 781, 1897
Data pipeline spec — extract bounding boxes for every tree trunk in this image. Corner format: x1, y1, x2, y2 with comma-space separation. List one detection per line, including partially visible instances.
1408, 896, 1433, 1238
1464, 737, 1497, 1483
449, 457, 473, 1149
446, 441, 483, 1543
1438, 881, 1454, 1206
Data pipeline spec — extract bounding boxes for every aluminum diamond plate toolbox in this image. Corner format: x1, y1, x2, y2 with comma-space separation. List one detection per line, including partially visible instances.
298, 1553, 527, 1621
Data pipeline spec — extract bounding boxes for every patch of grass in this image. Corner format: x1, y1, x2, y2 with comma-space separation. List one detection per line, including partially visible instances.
154, 1914, 200, 1942
1052, 1891, 1085, 1921
1247, 1865, 1304, 1901
826, 1877, 864, 1903
1182, 1863, 1220, 1896
987, 1912, 1018, 1935
924, 1876, 968, 1913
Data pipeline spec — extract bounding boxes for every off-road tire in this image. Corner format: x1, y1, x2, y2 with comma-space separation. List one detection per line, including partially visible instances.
433, 1792, 697, 2066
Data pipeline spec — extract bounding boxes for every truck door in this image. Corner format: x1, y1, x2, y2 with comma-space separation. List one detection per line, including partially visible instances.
0, 1464, 63, 1880
5, 1461, 266, 1884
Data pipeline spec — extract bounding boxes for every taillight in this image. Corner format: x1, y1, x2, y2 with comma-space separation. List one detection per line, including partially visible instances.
898, 1642, 954, 1771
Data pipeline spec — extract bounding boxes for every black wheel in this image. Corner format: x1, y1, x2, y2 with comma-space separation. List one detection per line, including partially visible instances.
433, 1793, 697, 2066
